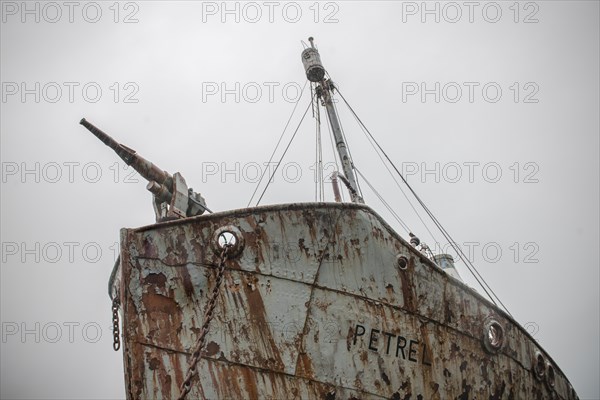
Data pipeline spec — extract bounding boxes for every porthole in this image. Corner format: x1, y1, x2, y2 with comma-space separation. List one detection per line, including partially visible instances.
396, 255, 409, 270
546, 363, 556, 389
482, 319, 504, 353
533, 351, 546, 380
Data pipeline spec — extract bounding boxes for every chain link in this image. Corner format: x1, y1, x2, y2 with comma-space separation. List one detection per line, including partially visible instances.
112, 296, 121, 351
177, 246, 230, 400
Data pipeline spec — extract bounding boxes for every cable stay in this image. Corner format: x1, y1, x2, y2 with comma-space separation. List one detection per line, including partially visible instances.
254, 98, 314, 207
354, 167, 411, 235
334, 87, 512, 317
258, 37, 512, 316
340, 92, 438, 246
247, 81, 308, 207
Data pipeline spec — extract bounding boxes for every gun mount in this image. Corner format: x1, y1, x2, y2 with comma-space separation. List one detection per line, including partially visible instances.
80, 118, 209, 222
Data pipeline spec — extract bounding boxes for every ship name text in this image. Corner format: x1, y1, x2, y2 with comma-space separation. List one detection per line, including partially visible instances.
352, 323, 432, 366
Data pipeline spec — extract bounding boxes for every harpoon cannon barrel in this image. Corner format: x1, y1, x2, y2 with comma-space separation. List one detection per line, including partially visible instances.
80, 118, 173, 191
79, 118, 208, 221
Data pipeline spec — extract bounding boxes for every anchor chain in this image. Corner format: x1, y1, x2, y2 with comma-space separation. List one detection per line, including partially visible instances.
112, 296, 121, 351
177, 246, 230, 400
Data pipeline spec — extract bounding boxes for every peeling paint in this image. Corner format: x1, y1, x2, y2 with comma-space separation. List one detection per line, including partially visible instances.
115, 203, 577, 399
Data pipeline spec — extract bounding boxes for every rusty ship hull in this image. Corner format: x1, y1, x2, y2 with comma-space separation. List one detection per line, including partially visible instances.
114, 202, 577, 399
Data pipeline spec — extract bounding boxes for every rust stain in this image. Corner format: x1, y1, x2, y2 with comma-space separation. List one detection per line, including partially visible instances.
142, 292, 180, 314
118, 204, 578, 400
240, 366, 259, 399
142, 234, 158, 258
295, 352, 315, 379
398, 256, 417, 313
204, 341, 220, 357
179, 266, 195, 298
346, 326, 354, 352
143, 273, 167, 291
241, 273, 285, 371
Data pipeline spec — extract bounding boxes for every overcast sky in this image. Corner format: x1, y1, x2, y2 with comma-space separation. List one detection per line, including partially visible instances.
1, 1, 598, 399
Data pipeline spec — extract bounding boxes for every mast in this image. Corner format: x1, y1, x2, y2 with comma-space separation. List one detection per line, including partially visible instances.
301, 37, 363, 203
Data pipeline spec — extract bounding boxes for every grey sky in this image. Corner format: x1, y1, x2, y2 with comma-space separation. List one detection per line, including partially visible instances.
1, 1, 598, 399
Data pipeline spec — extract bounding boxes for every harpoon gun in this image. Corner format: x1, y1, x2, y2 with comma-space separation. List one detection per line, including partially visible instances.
80, 118, 209, 221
